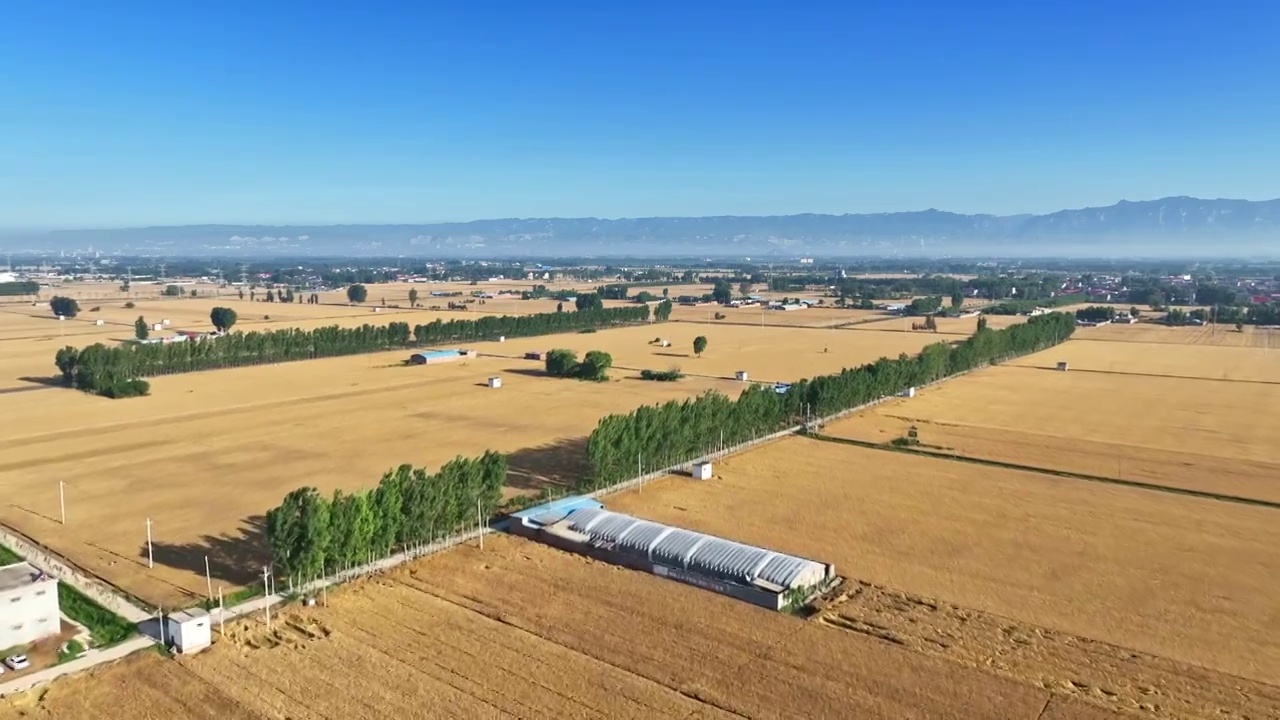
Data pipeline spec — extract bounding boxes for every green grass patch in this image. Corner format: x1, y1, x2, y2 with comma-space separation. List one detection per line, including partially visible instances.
56, 639, 85, 664
499, 487, 568, 515
58, 584, 134, 647
0, 545, 21, 565
201, 583, 263, 610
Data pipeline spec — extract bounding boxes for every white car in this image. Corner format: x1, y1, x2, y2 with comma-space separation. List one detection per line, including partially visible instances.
4, 655, 29, 671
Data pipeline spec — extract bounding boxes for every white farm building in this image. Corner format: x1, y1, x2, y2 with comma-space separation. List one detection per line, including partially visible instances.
0, 562, 60, 649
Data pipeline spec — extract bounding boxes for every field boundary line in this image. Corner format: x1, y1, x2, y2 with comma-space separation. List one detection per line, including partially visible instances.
805, 432, 1280, 511
1003, 363, 1280, 386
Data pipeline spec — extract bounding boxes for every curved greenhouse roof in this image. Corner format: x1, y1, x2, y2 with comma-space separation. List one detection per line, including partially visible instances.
562, 507, 827, 591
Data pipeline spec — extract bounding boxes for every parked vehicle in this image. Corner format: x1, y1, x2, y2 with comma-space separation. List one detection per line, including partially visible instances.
4, 655, 30, 671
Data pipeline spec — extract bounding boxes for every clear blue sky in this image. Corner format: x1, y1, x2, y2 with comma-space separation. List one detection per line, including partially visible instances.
3, 1, 1279, 228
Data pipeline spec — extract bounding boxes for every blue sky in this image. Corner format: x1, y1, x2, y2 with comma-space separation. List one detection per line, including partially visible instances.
3, 1, 1279, 228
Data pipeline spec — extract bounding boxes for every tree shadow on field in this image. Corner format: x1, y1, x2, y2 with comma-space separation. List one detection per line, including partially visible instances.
503, 367, 553, 378
17, 375, 64, 388
505, 437, 590, 492
141, 514, 269, 590
652, 351, 690, 358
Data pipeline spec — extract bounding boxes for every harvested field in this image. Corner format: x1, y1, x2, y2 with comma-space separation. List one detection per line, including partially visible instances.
1008, 336, 1280, 382
824, 362, 1280, 502
0, 314, 948, 606
667, 302, 887, 328
0, 342, 733, 607
0, 536, 1096, 719
816, 580, 1280, 719
846, 312, 1028, 335
0, 295, 569, 391
608, 436, 1280, 686
1059, 320, 1280, 348
496, 320, 947, 382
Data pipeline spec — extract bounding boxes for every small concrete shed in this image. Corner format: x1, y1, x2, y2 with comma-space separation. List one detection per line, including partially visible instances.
487, 376, 502, 388
691, 462, 713, 480
165, 608, 211, 655
735, 370, 749, 382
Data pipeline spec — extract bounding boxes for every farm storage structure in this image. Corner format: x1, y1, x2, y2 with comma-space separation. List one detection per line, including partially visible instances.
409, 349, 477, 365
511, 497, 836, 610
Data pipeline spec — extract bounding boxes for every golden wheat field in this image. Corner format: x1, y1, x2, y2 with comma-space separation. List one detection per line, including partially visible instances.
824, 361, 1280, 502
667, 301, 888, 328
1008, 335, 1280, 382
1069, 320, 1279, 347
846, 312, 1030, 335
0, 310, 947, 607
0, 537, 1116, 720
609, 436, 1280, 687
496, 320, 947, 382
0, 289, 586, 392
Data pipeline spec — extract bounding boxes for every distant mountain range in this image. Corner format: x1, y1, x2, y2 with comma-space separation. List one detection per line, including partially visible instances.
8, 196, 1280, 258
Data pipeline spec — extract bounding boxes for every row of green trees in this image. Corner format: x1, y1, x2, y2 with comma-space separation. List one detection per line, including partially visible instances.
0, 281, 39, 296
1074, 305, 1117, 322
906, 296, 944, 316
265, 452, 506, 583
981, 295, 1081, 315
582, 313, 1077, 489
54, 305, 652, 395
1167, 303, 1280, 326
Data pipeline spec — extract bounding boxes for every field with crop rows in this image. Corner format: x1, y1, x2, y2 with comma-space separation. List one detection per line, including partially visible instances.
1007, 334, 1280, 382
1, 536, 1114, 720
824, 359, 1280, 502
1068, 320, 1279, 347
609, 436, 1280, 688
667, 301, 887, 327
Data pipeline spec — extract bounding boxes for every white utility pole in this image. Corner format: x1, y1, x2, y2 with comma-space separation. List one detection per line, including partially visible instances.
59, 481, 65, 524
145, 518, 154, 568
204, 555, 213, 601
477, 500, 484, 549
262, 566, 272, 629
158, 607, 166, 646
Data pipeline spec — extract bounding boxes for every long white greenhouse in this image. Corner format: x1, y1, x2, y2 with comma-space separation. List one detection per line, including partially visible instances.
511, 496, 837, 610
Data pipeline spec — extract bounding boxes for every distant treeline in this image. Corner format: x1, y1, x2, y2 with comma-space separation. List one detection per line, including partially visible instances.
1166, 304, 1280, 326
0, 281, 39, 296
54, 304, 651, 397
1074, 306, 1118, 322
583, 312, 1077, 489
981, 296, 1080, 315
266, 452, 507, 583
